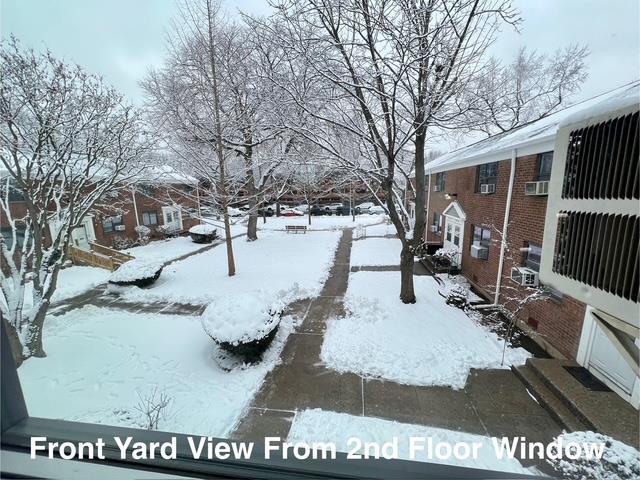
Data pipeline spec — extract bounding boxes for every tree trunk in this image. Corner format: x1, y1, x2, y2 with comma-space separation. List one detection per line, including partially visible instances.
247, 214, 258, 241
3, 317, 25, 367
399, 243, 416, 304
24, 308, 47, 358
412, 126, 427, 255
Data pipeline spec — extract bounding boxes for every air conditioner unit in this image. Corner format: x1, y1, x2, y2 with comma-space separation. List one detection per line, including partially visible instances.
480, 183, 496, 194
511, 266, 539, 287
429, 225, 438, 232
470, 244, 488, 259
525, 181, 549, 196
114, 225, 126, 231
433, 185, 441, 192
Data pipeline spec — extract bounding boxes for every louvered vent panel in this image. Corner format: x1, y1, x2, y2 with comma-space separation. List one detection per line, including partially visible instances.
553, 211, 639, 302
562, 111, 639, 199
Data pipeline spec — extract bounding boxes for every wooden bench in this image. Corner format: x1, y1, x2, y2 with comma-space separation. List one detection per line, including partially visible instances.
285, 225, 307, 234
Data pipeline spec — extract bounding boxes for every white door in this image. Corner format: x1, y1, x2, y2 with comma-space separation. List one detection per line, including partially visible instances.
588, 326, 637, 395
162, 206, 183, 232
70, 216, 95, 250
443, 217, 464, 266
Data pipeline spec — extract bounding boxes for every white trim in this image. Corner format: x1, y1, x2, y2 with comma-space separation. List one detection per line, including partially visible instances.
442, 200, 467, 221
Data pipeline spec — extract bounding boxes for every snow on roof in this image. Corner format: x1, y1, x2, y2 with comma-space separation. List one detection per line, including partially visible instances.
138, 165, 198, 185
426, 81, 640, 174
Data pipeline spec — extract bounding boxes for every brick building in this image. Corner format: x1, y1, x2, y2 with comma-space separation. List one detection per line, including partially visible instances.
418, 81, 639, 406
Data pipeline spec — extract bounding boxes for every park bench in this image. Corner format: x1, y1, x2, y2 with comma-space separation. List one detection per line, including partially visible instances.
285, 225, 307, 234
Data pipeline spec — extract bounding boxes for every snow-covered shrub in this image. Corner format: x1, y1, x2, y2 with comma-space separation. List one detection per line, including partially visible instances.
445, 284, 469, 309
109, 260, 164, 287
201, 294, 283, 364
189, 224, 218, 244
112, 235, 135, 250
548, 431, 640, 480
135, 225, 151, 245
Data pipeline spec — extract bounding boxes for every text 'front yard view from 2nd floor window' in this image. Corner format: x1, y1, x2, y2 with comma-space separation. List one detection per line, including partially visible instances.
1, 0, 639, 479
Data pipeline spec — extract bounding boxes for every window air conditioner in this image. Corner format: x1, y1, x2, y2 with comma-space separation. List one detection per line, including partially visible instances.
433, 185, 441, 192
480, 183, 496, 194
511, 266, 539, 287
114, 225, 126, 231
525, 181, 549, 196
429, 225, 438, 232
470, 244, 488, 259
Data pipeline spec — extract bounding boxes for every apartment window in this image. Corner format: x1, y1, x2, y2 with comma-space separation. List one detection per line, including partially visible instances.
446, 222, 452, 241
433, 212, 442, 234
0, 225, 26, 249
476, 162, 499, 192
473, 225, 491, 249
524, 242, 542, 272
538, 152, 553, 181
102, 215, 123, 233
142, 211, 159, 225
453, 225, 461, 246
435, 172, 446, 191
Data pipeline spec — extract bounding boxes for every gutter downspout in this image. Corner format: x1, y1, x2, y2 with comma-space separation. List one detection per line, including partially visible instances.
476, 148, 517, 310
425, 173, 431, 243
131, 188, 140, 227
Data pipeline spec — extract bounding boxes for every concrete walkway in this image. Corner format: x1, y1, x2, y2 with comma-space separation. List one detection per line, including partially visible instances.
232, 229, 563, 473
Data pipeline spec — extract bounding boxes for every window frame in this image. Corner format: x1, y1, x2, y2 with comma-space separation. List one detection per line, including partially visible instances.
435, 172, 446, 191
475, 162, 499, 193
523, 242, 543, 272
102, 215, 124, 234
537, 152, 553, 181
472, 225, 491, 250
0, 323, 536, 479
142, 211, 159, 226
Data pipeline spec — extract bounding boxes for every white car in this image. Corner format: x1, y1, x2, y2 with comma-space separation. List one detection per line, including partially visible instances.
323, 203, 344, 214
280, 207, 305, 217
294, 204, 310, 213
368, 205, 386, 215
355, 202, 375, 214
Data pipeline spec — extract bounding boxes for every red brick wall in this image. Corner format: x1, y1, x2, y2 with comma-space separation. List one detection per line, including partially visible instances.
425, 154, 586, 359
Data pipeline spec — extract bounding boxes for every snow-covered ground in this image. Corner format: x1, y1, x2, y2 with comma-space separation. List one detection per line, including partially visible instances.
114, 230, 341, 305
257, 214, 384, 231
350, 237, 401, 266
18, 305, 297, 437
361, 221, 396, 237
288, 409, 531, 474
321, 271, 530, 388
123, 236, 211, 264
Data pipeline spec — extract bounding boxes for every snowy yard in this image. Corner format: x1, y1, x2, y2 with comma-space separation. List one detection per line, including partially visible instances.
288, 409, 531, 474
123, 235, 213, 264
257, 214, 384, 231
321, 271, 530, 388
115, 230, 341, 305
18, 305, 297, 437
350, 237, 401, 266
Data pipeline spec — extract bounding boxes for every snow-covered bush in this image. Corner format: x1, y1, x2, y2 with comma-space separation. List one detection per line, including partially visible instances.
445, 284, 469, 309
189, 224, 218, 244
135, 225, 151, 245
113, 235, 135, 250
548, 431, 640, 480
109, 260, 164, 287
201, 294, 283, 363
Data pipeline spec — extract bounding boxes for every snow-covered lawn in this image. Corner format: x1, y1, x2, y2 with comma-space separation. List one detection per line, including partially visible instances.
288, 409, 531, 474
321, 272, 529, 388
115, 230, 341, 305
361, 221, 396, 237
258, 214, 383, 231
123, 236, 211, 264
18, 305, 297, 437
350, 237, 401, 266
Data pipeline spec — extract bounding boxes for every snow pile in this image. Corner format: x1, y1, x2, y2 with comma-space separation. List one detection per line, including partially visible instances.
548, 431, 640, 480
201, 294, 283, 345
321, 272, 530, 388
288, 409, 531, 474
350, 237, 401, 266
109, 260, 164, 283
18, 305, 298, 437
189, 224, 217, 235
124, 236, 210, 264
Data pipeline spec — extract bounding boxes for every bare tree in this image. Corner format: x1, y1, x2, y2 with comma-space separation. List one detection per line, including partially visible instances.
0, 38, 150, 363
463, 45, 589, 135
135, 388, 172, 430
271, 0, 520, 303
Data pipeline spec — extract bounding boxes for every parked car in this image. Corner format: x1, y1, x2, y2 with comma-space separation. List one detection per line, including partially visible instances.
228, 207, 244, 217
335, 205, 353, 216
323, 203, 344, 214
280, 207, 304, 217
257, 207, 274, 217
294, 204, 310, 213
355, 202, 375, 214
310, 205, 328, 216
369, 205, 386, 215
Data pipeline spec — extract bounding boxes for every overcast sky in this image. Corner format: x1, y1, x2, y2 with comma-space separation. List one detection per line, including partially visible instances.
2, 0, 638, 144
